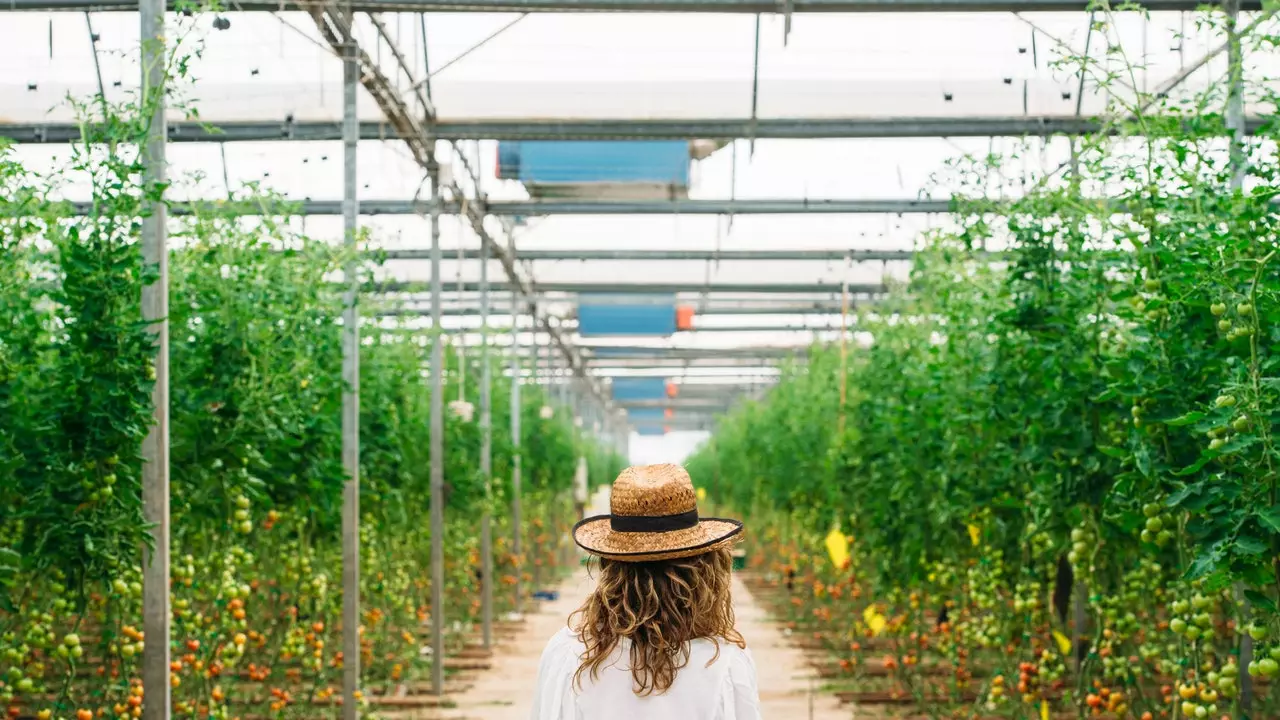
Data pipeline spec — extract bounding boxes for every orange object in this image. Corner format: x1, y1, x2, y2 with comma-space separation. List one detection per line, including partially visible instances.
663, 425, 671, 434
666, 381, 679, 398
664, 408, 674, 419
675, 304, 695, 331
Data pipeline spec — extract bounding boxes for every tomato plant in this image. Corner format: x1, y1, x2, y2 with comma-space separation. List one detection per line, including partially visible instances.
690, 14, 1280, 720
0, 20, 623, 720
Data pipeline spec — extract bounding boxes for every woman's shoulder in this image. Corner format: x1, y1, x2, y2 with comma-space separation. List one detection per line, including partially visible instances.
692, 637, 755, 669
542, 626, 584, 658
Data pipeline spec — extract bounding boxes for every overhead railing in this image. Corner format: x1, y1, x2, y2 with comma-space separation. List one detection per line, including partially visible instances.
4, 0, 1260, 11
43, 197, 955, 215
1, 116, 1268, 143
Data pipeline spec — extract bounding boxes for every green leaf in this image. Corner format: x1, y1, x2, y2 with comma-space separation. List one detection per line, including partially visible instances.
1160, 410, 1207, 426
1257, 505, 1280, 534
1245, 590, 1277, 614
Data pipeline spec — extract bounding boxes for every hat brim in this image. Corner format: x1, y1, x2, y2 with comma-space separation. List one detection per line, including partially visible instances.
572, 515, 744, 563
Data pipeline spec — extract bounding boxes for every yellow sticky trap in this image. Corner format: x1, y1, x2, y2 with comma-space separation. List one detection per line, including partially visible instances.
1040, 700, 1049, 720
696, 487, 706, 501
862, 605, 887, 636
967, 523, 981, 546
867, 614, 887, 636
1052, 630, 1072, 656
825, 528, 850, 569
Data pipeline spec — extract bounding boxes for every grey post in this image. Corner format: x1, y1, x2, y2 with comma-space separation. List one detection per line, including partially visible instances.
139, 1, 170, 719
479, 228, 494, 649
428, 165, 446, 695
530, 305, 541, 592
340, 10, 361, 720
510, 291, 523, 611
1226, 0, 1251, 712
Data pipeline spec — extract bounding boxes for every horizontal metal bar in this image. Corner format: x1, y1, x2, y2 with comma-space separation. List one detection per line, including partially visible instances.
2, 116, 1267, 142
386, 248, 916, 262
586, 357, 791, 368
50, 198, 951, 216
493, 198, 951, 215
681, 324, 845, 332
4, 0, 1256, 12
583, 346, 803, 359
617, 398, 734, 409
375, 280, 884, 294
379, 302, 865, 316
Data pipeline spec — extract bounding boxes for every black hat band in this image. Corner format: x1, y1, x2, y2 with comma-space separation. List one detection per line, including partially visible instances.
610, 508, 699, 533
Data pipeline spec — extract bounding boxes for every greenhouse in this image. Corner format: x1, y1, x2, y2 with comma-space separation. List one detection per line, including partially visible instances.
1, 0, 1277, 718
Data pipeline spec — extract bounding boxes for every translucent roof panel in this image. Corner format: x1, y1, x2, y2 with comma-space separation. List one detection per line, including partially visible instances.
1, 10, 1272, 122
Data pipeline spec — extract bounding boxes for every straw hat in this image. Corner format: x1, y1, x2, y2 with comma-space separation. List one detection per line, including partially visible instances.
573, 464, 743, 563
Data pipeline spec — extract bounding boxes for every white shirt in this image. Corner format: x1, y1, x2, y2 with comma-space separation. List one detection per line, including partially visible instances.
530, 627, 763, 720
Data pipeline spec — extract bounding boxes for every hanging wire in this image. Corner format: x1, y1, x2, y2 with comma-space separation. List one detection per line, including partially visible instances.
84, 13, 107, 113
749, 15, 762, 157
837, 252, 852, 437
457, 194, 469, 403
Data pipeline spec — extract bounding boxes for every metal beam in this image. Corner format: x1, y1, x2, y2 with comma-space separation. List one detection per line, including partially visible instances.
138, 0, 170, 719
2, 116, 1268, 143
46, 197, 953, 216
378, 302, 865, 317
333, 7, 362, 718
584, 347, 803, 360
679, 324, 847, 332
586, 357, 790, 368
385, 248, 916, 262
4, 0, 1258, 12
618, 398, 735, 409
373, 280, 885, 295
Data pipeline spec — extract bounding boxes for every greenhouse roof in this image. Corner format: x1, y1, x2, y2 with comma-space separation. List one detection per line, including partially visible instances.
1, 1, 1271, 435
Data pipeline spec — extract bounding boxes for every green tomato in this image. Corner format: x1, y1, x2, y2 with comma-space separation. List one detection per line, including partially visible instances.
1212, 302, 1228, 316
1145, 517, 1164, 533
1143, 503, 1162, 518
1169, 618, 1188, 634
1238, 302, 1253, 316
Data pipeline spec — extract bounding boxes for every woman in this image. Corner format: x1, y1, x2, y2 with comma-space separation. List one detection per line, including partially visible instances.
530, 464, 761, 720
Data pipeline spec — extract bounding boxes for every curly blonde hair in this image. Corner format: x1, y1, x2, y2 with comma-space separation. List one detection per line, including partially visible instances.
569, 548, 745, 696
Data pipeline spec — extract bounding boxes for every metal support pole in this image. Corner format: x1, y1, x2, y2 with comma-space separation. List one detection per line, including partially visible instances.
139, 2, 170, 720
479, 229, 494, 649
1227, 0, 1247, 191
339, 12, 361, 720
510, 291, 523, 612
1226, 1, 1250, 713
428, 167, 446, 696
530, 305, 541, 592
